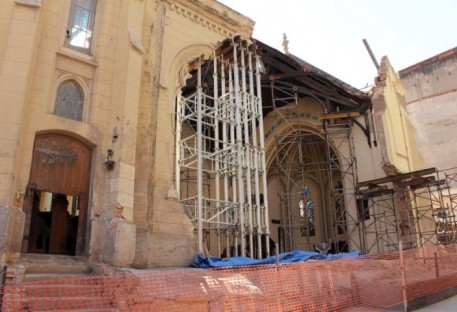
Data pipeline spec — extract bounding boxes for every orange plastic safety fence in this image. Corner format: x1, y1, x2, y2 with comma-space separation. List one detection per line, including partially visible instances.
2, 244, 457, 311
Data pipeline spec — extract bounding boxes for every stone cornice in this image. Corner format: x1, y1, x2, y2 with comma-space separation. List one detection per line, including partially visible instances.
165, 0, 254, 39
15, 0, 42, 8
57, 48, 98, 69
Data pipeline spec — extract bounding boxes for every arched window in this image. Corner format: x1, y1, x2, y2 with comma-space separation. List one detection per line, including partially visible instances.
54, 80, 84, 121
65, 0, 97, 53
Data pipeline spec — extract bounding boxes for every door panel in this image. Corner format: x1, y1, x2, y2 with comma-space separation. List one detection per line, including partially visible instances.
25, 133, 92, 255
30, 134, 91, 195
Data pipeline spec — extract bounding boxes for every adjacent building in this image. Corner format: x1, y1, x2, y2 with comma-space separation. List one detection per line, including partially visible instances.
400, 47, 457, 171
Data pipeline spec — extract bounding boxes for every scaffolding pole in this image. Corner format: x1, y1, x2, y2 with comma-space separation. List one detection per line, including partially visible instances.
357, 168, 457, 253
268, 82, 359, 253
270, 82, 313, 252
357, 188, 399, 253
177, 39, 270, 258
324, 116, 361, 253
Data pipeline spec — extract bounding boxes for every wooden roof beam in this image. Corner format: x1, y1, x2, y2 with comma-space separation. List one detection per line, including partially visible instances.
322, 111, 361, 120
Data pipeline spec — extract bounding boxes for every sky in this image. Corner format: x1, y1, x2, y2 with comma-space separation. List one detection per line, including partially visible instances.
217, 0, 457, 90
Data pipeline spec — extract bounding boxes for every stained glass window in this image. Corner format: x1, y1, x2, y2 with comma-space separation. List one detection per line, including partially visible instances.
54, 80, 84, 121
65, 0, 97, 52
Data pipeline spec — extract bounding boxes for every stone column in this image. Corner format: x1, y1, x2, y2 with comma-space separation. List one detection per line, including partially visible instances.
97, 0, 146, 267
0, 1, 42, 263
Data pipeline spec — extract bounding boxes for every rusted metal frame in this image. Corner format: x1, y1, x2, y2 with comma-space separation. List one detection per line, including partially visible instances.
263, 57, 341, 98
270, 79, 328, 106
363, 110, 372, 148
349, 117, 371, 147
271, 79, 361, 112
261, 54, 364, 109
271, 78, 361, 112
306, 72, 370, 104
256, 38, 370, 104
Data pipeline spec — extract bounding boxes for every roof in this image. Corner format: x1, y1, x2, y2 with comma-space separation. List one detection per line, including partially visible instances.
287, 53, 369, 99
182, 36, 372, 114
251, 38, 371, 110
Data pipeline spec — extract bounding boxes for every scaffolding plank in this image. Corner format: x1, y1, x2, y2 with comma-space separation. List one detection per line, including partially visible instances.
396, 176, 436, 188
356, 186, 394, 198
321, 111, 360, 120
358, 167, 437, 188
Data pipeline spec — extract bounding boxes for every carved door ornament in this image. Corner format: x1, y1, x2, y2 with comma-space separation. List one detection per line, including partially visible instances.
35, 139, 77, 165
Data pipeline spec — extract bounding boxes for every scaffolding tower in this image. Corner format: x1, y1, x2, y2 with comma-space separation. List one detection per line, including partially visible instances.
323, 113, 361, 253
176, 37, 457, 258
357, 167, 457, 253
269, 83, 328, 252
409, 167, 457, 247
440, 168, 457, 243
176, 39, 270, 258
356, 187, 399, 253
268, 79, 361, 253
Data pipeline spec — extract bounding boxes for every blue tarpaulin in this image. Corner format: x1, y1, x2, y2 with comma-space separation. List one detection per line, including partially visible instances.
191, 250, 362, 268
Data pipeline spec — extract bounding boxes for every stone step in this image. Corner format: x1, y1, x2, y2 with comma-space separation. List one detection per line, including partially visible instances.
25, 262, 93, 275
23, 273, 95, 283
23, 295, 113, 311
2, 281, 112, 311
18, 254, 94, 275
3, 254, 120, 310
25, 283, 103, 298
1, 285, 110, 311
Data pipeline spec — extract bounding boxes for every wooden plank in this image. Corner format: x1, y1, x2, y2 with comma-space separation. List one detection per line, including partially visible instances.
397, 176, 435, 188
358, 167, 437, 188
356, 185, 394, 198
359, 189, 395, 198
321, 111, 360, 119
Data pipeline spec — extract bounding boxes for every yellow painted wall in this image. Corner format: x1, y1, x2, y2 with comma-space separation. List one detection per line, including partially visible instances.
0, 0, 253, 267
372, 56, 424, 174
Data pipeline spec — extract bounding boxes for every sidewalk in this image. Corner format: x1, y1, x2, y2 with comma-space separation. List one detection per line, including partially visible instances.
413, 295, 457, 311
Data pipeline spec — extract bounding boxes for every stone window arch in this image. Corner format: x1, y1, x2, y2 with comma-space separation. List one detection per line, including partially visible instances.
54, 80, 84, 121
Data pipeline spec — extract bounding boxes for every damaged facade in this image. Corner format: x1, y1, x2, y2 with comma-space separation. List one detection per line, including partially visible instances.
0, 0, 452, 271
0, 0, 254, 268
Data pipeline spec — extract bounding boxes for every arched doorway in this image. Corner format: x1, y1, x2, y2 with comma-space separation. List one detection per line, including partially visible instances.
267, 128, 349, 253
23, 133, 92, 256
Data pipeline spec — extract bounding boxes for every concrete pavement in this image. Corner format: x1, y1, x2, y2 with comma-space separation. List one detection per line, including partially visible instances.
413, 294, 457, 311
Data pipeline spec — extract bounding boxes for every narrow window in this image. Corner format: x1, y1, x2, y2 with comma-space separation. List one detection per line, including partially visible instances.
54, 80, 84, 121
65, 0, 97, 53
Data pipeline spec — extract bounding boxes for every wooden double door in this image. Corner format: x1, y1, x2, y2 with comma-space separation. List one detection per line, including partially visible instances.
23, 133, 92, 256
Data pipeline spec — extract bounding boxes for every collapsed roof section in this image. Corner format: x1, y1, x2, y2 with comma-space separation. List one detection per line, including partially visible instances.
181, 36, 372, 117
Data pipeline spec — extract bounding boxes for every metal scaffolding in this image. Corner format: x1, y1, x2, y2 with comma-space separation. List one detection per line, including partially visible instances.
409, 167, 457, 247
357, 167, 457, 253
176, 37, 457, 258
357, 188, 399, 253
176, 39, 270, 258
269, 84, 327, 252
268, 80, 360, 253
324, 114, 361, 253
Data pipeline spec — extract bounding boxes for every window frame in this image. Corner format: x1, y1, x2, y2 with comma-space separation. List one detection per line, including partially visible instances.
64, 0, 97, 54
54, 79, 85, 122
